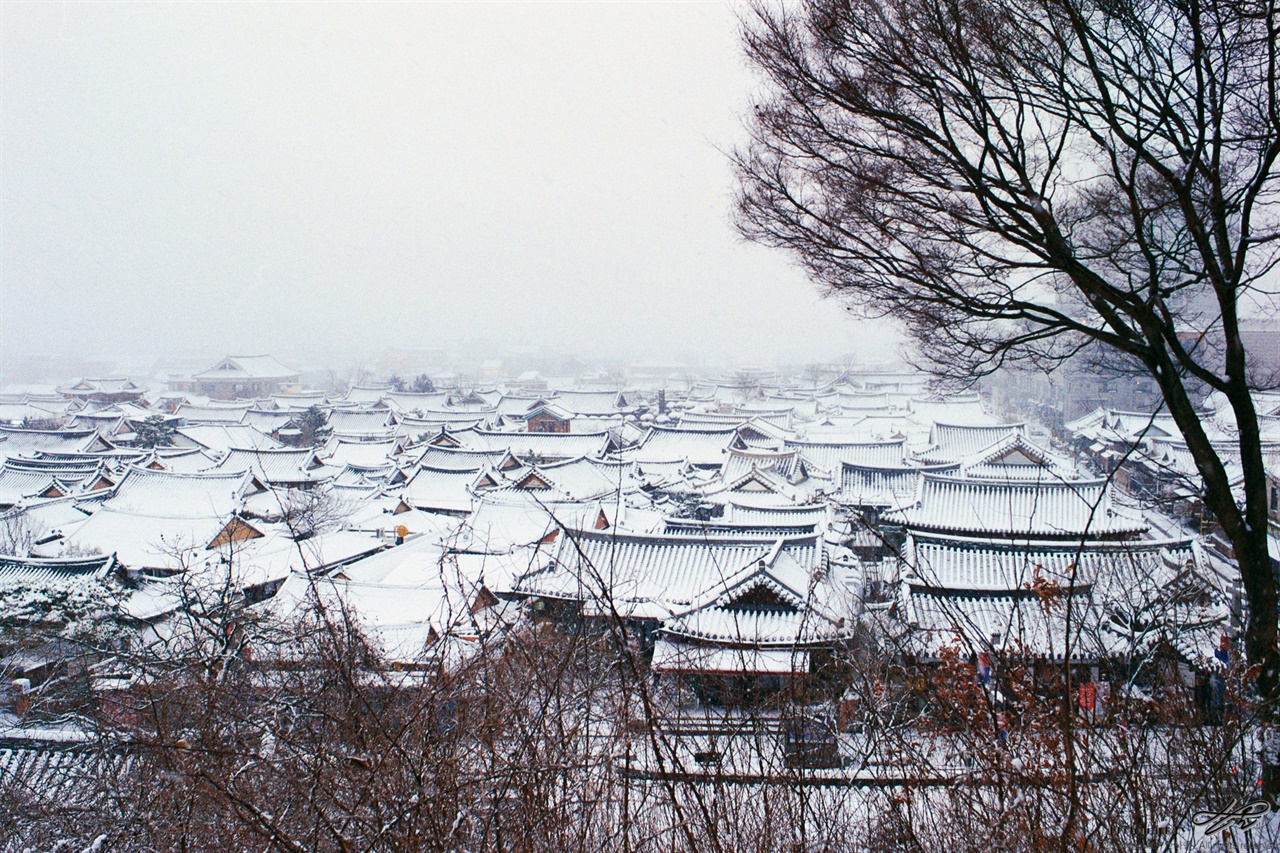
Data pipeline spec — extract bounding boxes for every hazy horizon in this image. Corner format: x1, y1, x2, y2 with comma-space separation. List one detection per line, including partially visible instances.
2, 2, 899, 381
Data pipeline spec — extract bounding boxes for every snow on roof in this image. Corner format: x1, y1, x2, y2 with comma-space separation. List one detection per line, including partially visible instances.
887, 474, 1146, 539
216, 447, 335, 486
409, 445, 516, 472
634, 426, 742, 467
511, 457, 633, 501
0, 401, 66, 425
101, 466, 251, 519
662, 515, 819, 538
175, 404, 251, 424
787, 438, 907, 475
459, 492, 623, 552
343, 384, 393, 404
702, 466, 813, 508
192, 526, 385, 590
0, 467, 65, 506
494, 394, 544, 416
243, 409, 295, 432
42, 508, 229, 569
956, 432, 1077, 481
1065, 407, 1182, 444
381, 391, 451, 413
650, 643, 810, 675
61, 377, 146, 395
518, 529, 821, 613
719, 448, 806, 484
326, 409, 396, 436
395, 412, 490, 434
468, 429, 610, 462
400, 466, 482, 514
550, 389, 626, 416
337, 532, 450, 584
907, 393, 994, 426
0, 553, 117, 584
269, 544, 498, 664
518, 401, 576, 422
148, 447, 218, 474
900, 588, 1106, 660
904, 535, 1190, 592
192, 355, 299, 381
2, 495, 92, 539
726, 502, 827, 526
0, 427, 100, 461
835, 391, 894, 412
840, 463, 931, 508
661, 603, 850, 648
918, 422, 1025, 463
322, 438, 399, 469
174, 424, 281, 454
270, 391, 328, 410
3, 456, 104, 477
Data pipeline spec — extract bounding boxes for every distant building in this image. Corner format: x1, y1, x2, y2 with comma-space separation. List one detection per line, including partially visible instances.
179, 355, 301, 400
60, 377, 148, 406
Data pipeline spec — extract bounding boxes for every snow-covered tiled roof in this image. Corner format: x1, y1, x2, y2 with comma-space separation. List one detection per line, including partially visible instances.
662, 516, 819, 538
399, 466, 483, 514
839, 463, 930, 508
550, 389, 626, 416
650, 642, 810, 675
468, 429, 610, 462
216, 447, 335, 486
634, 426, 742, 467
955, 432, 1076, 482
918, 422, 1025, 463
0, 427, 101, 461
720, 448, 805, 484
395, 413, 491, 435
102, 467, 252, 519
175, 424, 280, 454
662, 605, 847, 646
326, 409, 396, 436
242, 409, 295, 432
788, 438, 907, 475
409, 445, 517, 472
322, 438, 399, 469
518, 530, 821, 613
903, 536, 1186, 592
901, 587, 1105, 660
887, 474, 1146, 539
0, 553, 117, 584
174, 404, 251, 424
192, 355, 299, 381
43, 508, 229, 569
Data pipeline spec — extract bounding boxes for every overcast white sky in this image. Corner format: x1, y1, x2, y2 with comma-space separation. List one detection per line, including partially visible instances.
2, 1, 892, 373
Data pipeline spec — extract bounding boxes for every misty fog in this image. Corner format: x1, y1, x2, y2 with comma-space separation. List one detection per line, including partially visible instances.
2, 2, 896, 381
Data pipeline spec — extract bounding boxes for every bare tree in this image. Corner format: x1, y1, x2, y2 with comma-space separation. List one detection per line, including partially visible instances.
734, 0, 1280, 738
0, 509, 44, 557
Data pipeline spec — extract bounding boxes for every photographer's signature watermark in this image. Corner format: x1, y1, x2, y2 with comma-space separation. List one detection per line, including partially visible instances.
1192, 797, 1272, 845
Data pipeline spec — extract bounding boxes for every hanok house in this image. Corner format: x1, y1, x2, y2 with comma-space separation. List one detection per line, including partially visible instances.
879, 434, 1227, 678
521, 400, 574, 434
181, 355, 301, 400
59, 377, 148, 406
216, 446, 336, 489
36, 466, 255, 575
651, 550, 855, 707
0, 458, 114, 510
511, 528, 855, 703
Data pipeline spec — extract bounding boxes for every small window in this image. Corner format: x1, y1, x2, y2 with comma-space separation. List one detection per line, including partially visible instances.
1271, 486, 1278, 513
